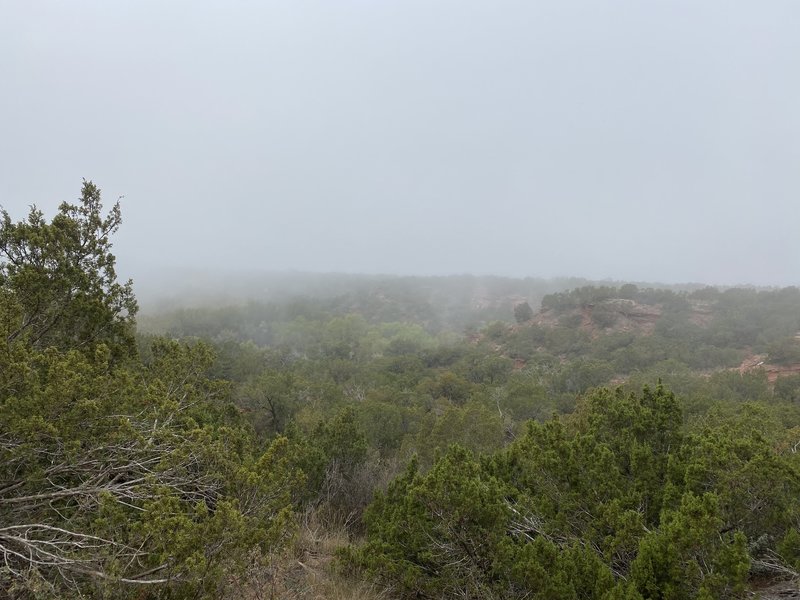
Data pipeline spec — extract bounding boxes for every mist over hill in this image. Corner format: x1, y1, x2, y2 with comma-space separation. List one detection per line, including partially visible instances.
4, 0, 800, 596
4, 183, 800, 600
134, 267, 718, 317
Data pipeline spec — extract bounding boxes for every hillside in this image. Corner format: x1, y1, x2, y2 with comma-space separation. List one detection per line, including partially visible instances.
505, 287, 800, 385
4, 193, 800, 599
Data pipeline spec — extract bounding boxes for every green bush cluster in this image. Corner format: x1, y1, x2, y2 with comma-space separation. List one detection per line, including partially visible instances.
350, 385, 798, 599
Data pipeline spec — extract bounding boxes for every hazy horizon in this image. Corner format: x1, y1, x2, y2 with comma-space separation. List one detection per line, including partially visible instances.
3, 1, 798, 288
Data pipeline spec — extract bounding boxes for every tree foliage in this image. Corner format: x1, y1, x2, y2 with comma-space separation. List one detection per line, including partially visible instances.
349, 385, 789, 599
8, 183, 800, 597
514, 301, 534, 323
0, 181, 137, 359
0, 184, 300, 598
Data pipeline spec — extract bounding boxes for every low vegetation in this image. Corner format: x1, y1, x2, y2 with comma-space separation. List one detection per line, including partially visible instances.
2, 183, 799, 598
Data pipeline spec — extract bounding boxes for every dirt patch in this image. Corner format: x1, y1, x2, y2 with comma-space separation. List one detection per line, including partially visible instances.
688, 299, 715, 327
736, 354, 800, 384
738, 354, 770, 373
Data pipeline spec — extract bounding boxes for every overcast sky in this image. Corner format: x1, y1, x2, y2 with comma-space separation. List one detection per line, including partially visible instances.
2, 0, 799, 288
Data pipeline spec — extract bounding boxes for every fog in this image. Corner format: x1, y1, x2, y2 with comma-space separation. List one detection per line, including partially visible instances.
2, 0, 799, 291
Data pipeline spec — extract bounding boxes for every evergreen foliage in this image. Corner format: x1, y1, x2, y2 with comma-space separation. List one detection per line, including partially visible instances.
0, 184, 301, 598
5, 182, 800, 597
349, 386, 790, 599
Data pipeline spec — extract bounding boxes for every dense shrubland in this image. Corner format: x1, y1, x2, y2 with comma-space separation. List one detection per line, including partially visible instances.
351, 386, 800, 598
2, 183, 800, 598
0, 185, 300, 598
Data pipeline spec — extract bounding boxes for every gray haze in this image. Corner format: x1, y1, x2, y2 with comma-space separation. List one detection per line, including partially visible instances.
2, 0, 799, 289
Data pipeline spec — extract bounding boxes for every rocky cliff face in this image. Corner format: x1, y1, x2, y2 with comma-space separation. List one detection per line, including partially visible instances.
527, 297, 725, 337
531, 298, 663, 336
